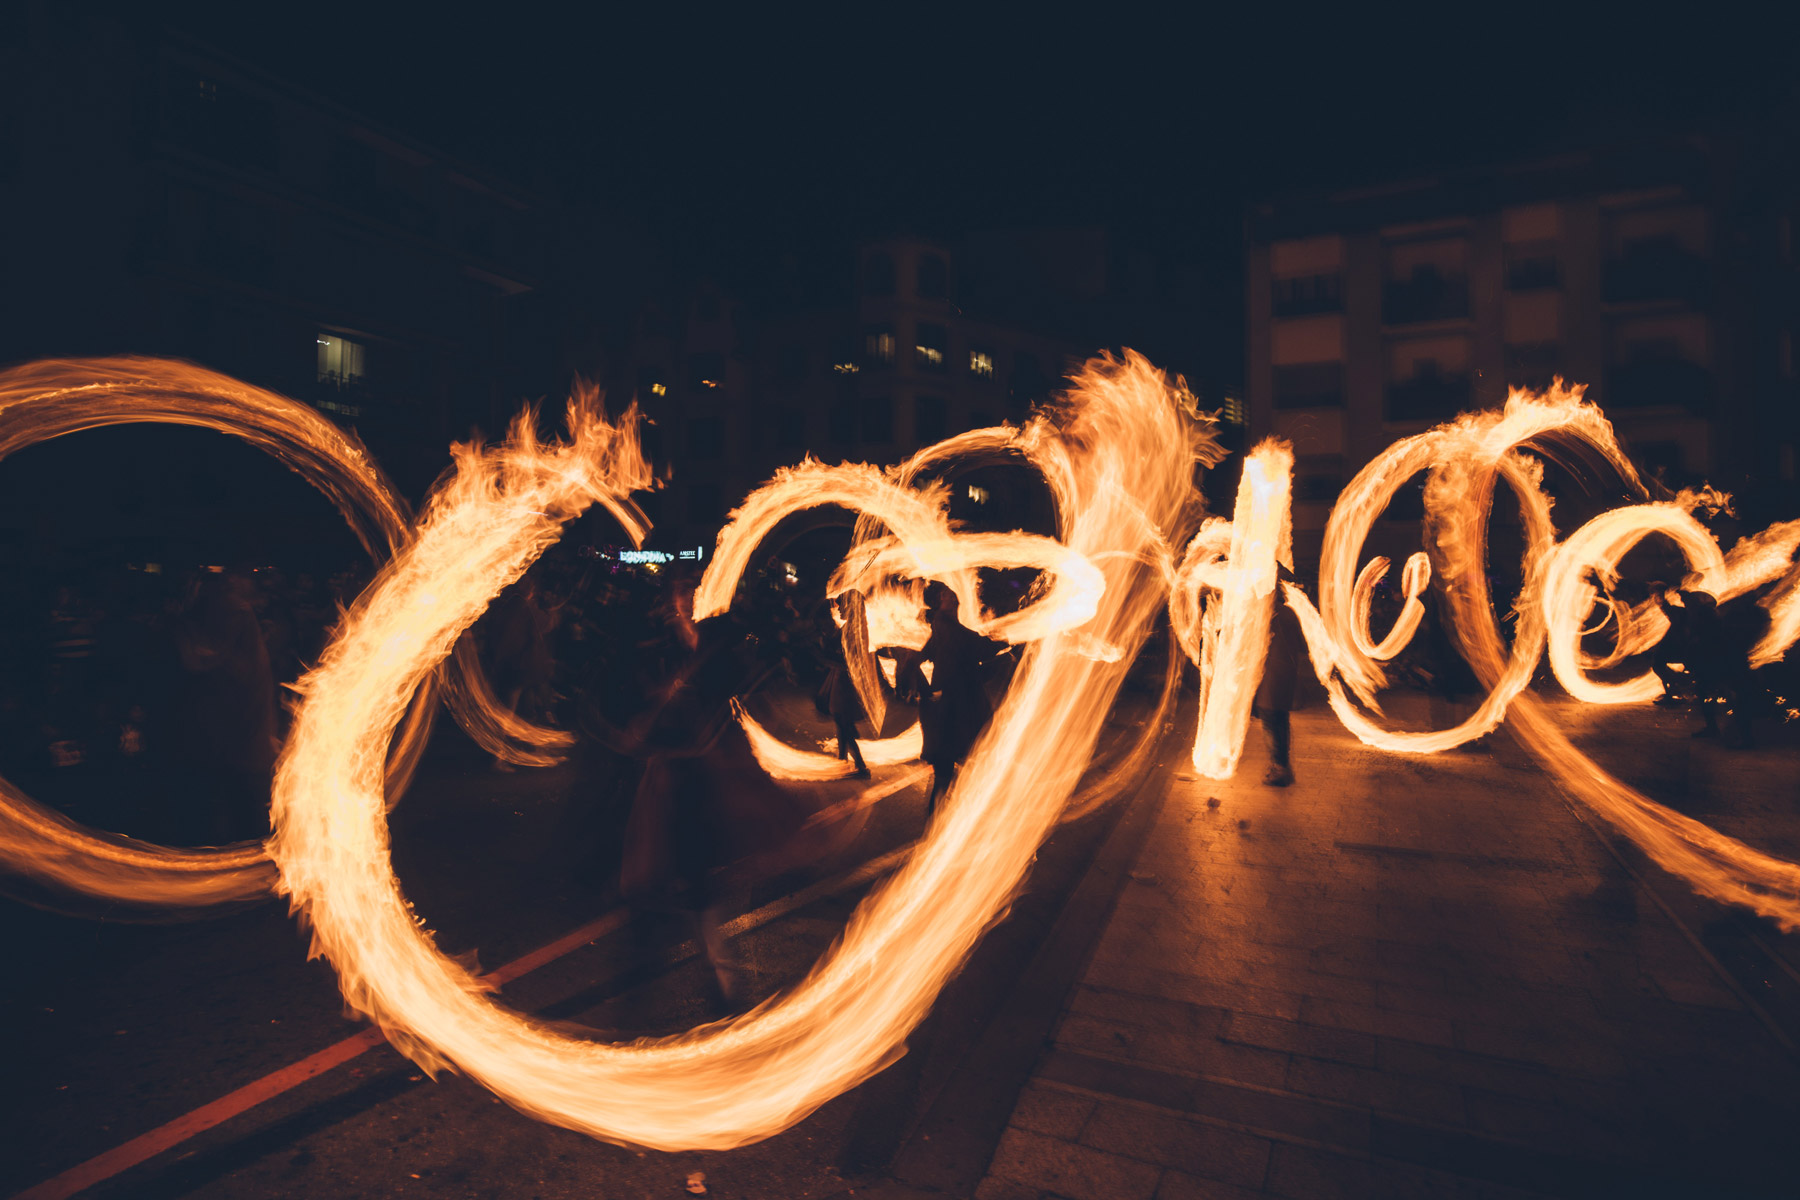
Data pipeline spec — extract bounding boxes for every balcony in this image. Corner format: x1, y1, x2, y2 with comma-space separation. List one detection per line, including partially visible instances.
1386, 373, 1472, 422
1273, 363, 1344, 410
1604, 358, 1711, 411
1505, 256, 1560, 291
1383, 271, 1469, 325
1603, 242, 1708, 306
1272, 272, 1344, 319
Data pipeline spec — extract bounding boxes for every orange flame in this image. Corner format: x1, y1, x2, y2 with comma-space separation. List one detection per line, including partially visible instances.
267, 352, 1199, 1149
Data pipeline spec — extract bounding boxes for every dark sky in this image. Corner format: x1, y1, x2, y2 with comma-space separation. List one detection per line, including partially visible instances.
153, 4, 1797, 285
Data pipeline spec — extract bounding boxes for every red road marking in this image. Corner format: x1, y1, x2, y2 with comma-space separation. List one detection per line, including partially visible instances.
10, 769, 925, 1199
10, 908, 627, 1200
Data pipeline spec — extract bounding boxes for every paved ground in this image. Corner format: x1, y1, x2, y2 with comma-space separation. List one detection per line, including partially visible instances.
0, 680, 1160, 1199
972, 695, 1800, 1200
9, 682, 1800, 1198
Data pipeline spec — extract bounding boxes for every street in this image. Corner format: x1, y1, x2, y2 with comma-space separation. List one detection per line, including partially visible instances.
0, 684, 1153, 1199
6, 682, 1800, 1198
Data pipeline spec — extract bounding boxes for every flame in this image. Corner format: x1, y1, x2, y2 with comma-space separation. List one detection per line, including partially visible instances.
1186, 440, 1292, 778
1285, 381, 1800, 927
0, 360, 610, 915
1350, 552, 1431, 660
18, 355, 1800, 1154
268, 351, 1199, 1149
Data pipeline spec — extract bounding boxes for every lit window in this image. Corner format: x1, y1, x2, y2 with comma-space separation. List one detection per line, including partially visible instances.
969, 350, 994, 377
917, 345, 944, 368
1222, 393, 1245, 426
864, 326, 895, 365
833, 361, 860, 375
651, 382, 667, 396
967, 484, 989, 504
316, 334, 365, 386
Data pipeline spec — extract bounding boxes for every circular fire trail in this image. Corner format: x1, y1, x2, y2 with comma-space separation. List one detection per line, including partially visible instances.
0, 358, 592, 916
9, 355, 1800, 1153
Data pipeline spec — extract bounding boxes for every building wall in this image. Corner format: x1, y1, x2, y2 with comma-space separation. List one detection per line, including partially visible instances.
1, 10, 593, 500
1247, 135, 1800, 568
622, 237, 1087, 549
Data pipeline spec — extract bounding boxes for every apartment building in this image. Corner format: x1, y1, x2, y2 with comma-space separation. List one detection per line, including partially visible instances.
1247, 133, 1800, 567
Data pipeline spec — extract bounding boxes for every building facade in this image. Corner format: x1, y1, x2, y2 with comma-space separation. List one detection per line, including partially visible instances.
619, 236, 1106, 550
3, 10, 586, 499
1247, 133, 1800, 568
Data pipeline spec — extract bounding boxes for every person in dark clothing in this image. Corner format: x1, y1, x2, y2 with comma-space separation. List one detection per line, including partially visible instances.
906, 583, 1000, 815
1644, 580, 1692, 707
1254, 569, 1305, 787
166, 570, 278, 843
616, 579, 820, 1009
827, 666, 870, 778
1655, 587, 1729, 738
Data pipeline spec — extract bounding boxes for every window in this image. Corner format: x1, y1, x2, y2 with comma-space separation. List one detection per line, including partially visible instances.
317, 334, 365, 386
865, 252, 896, 296
1295, 458, 1344, 504
864, 324, 895, 366
917, 254, 948, 298
1382, 238, 1470, 324
915, 322, 947, 372
1504, 240, 1560, 291
1221, 392, 1245, 426
688, 417, 724, 460
686, 351, 725, 389
1272, 363, 1342, 409
1271, 272, 1343, 317
1385, 354, 1472, 422
969, 348, 994, 378
915, 394, 947, 444
862, 396, 894, 444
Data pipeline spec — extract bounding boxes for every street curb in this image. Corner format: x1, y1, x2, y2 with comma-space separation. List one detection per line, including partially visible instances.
838, 759, 1175, 1198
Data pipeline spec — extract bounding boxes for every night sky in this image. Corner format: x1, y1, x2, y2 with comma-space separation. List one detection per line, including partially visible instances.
150, 4, 1796, 292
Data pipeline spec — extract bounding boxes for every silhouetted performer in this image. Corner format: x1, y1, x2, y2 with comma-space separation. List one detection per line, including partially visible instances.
617, 580, 819, 1009
1255, 570, 1304, 787
827, 660, 870, 778
167, 571, 277, 843
906, 583, 1000, 815
1645, 580, 1691, 707
1657, 588, 1728, 738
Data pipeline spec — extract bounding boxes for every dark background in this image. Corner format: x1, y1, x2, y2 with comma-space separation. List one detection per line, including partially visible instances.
138, 4, 1800, 388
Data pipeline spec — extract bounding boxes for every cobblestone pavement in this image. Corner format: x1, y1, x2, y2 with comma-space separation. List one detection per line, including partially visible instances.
975, 696, 1800, 1200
